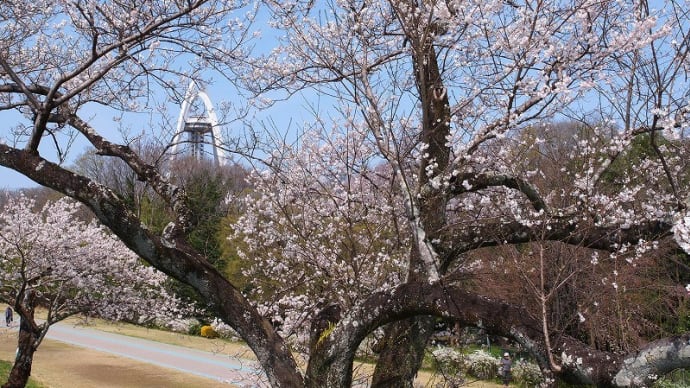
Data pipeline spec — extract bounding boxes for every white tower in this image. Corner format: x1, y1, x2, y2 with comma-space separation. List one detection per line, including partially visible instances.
170, 81, 227, 166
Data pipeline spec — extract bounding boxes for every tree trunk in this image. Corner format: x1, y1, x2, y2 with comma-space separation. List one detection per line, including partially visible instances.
371, 245, 439, 387
3, 291, 41, 388
3, 320, 40, 388
367, 7, 453, 382
370, 317, 435, 388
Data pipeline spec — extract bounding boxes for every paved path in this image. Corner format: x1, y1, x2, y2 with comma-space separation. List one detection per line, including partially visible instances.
44, 323, 266, 387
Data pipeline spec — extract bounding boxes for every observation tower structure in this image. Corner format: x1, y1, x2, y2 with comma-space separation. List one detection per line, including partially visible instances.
169, 81, 227, 166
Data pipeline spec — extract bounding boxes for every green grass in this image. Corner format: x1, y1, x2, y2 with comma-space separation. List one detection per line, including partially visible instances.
0, 360, 47, 388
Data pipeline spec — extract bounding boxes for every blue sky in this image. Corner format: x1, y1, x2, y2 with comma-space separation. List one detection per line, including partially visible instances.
0, 91, 179, 190
0, 4, 323, 191
0, 103, 127, 190
1, 109, 45, 190
0, 78, 314, 191
1, 169, 37, 190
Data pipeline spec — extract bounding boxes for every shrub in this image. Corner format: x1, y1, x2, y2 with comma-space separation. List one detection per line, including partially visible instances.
210, 318, 239, 339
465, 349, 499, 380
654, 368, 690, 388
654, 381, 687, 388
430, 347, 465, 376
187, 322, 203, 336
200, 325, 219, 338
513, 360, 544, 387
162, 318, 198, 334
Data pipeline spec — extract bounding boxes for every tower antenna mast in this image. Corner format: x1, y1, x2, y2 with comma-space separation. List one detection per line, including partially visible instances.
169, 81, 227, 166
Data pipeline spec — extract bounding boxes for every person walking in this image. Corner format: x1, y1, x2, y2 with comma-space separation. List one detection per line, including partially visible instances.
500, 352, 512, 386
5, 306, 13, 327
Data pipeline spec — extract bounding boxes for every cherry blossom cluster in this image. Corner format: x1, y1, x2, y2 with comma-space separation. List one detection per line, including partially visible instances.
0, 194, 184, 324
232, 126, 408, 346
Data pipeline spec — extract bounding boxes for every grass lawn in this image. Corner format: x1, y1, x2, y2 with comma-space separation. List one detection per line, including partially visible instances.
0, 359, 46, 388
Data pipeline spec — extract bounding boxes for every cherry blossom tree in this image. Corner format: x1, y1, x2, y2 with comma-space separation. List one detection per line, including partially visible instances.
1, 2, 305, 387
236, 0, 690, 386
233, 126, 409, 351
2, 1, 690, 387
0, 194, 184, 387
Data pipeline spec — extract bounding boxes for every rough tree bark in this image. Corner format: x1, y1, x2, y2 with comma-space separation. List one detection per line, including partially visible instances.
370, 317, 435, 388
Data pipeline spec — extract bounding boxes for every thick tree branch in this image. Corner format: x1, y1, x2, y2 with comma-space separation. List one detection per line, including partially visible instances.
439, 216, 673, 265
447, 171, 548, 212
309, 280, 690, 387
614, 334, 690, 387
0, 59, 50, 154
0, 143, 304, 387
67, 114, 194, 236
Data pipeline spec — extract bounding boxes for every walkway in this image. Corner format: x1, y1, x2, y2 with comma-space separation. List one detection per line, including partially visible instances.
39, 323, 266, 387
